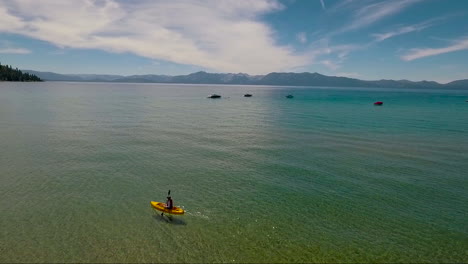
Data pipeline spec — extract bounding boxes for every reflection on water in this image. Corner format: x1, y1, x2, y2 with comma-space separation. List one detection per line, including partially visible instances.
152, 214, 187, 226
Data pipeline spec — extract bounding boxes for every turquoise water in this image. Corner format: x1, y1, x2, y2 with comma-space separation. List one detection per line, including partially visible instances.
0, 82, 467, 263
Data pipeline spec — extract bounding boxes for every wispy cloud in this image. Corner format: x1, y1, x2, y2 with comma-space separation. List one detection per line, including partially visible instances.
340, 0, 422, 33
0, 0, 311, 74
320, 60, 340, 70
0, 48, 31, 54
0, 40, 31, 54
306, 39, 363, 71
372, 15, 455, 42
401, 37, 468, 61
336, 72, 362, 78
310, 0, 423, 67
49, 49, 66, 55
296, 32, 307, 44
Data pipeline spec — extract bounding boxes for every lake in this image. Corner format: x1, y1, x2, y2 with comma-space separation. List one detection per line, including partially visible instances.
0, 82, 467, 262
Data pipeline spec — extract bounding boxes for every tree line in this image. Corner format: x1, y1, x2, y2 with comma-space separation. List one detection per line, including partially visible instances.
0, 62, 42, 82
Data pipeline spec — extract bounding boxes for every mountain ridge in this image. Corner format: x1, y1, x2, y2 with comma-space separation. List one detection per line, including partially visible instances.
23, 70, 468, 89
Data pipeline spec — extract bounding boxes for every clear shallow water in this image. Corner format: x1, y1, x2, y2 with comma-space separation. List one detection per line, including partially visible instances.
0, 82, 467, 263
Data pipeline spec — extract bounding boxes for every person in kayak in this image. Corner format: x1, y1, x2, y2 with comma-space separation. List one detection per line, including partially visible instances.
165, 196, 174, 210
160, 190, 174, 217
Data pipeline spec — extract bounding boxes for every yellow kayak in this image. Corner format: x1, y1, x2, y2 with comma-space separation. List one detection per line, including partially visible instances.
150, 201, 185, 215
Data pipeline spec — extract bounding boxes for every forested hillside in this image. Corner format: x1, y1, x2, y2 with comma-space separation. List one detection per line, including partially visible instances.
0, 62, 42, 81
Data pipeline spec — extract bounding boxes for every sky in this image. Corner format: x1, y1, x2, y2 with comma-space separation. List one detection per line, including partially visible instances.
0, 0, 467, 83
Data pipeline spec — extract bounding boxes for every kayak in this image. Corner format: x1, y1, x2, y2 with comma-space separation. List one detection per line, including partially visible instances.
150, 201, 185, 215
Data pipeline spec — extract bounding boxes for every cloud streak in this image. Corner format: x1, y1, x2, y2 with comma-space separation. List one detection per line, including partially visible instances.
401, 37, 468, 61
0, 0, 311, 74
372, 22, 432, 42
320, 0, 326, 10
0, 48, 31, 54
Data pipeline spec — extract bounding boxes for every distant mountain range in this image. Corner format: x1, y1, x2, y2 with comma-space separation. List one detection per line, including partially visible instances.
23, 70, 468, 89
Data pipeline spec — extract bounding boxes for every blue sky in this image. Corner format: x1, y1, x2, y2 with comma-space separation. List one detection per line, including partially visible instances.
0, 0, 467, 82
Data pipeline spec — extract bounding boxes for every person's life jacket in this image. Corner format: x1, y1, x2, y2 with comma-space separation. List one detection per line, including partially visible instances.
166, 198, 173, 209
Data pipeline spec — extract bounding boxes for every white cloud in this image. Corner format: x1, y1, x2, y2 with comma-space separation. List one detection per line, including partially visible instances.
0, 48, 31, 54
0, 5, 24, 31
0, 0, 311, 74
296, 32, 307, 44
401, 37, 468, 61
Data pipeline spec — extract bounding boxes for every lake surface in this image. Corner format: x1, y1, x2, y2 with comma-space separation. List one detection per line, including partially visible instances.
1, 82, 467, 263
